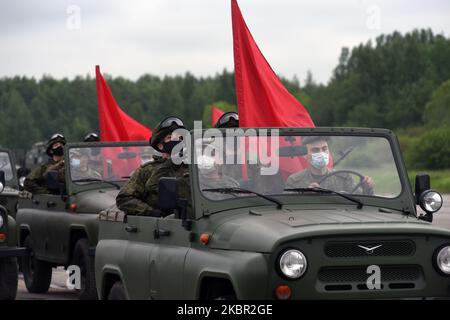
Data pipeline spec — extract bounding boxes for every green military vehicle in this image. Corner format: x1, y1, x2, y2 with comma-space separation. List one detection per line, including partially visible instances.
0, 148, 27, 300
15, 141, 153, 299
95, 128, 449, 300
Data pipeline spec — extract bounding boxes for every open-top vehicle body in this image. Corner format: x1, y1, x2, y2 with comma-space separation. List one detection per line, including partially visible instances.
16, 141, 153, 299
95, 127, 448, 300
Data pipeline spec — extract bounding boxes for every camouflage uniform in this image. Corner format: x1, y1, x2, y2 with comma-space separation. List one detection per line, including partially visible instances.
24, 159, 65, 194
285, 168, 354, 193
116, 157, 191, 217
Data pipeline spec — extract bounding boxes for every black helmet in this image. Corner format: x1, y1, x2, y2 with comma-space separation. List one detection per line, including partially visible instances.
215, 112, 239, 128
84, 132, 100, 142
150, 116, 185, 149
45, 133, 66, 157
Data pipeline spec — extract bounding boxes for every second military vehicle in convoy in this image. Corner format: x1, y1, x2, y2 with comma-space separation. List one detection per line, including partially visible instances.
16, 141, 153, 299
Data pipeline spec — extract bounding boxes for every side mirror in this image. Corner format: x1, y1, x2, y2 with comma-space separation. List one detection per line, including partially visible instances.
415, 173, 430, 204
46, 170, 62, 195
157, 177, 190, 230
157, 177, 178, 211
0, 171, 5, 193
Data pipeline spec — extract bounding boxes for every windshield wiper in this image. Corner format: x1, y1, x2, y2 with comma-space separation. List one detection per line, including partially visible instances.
72, 178, 121, 189
202, 187, 283, 210
284, 187, 363, 209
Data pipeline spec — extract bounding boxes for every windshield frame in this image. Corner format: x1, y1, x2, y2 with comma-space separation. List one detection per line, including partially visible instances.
65, 141, 151, 194
189, 127, 416, 219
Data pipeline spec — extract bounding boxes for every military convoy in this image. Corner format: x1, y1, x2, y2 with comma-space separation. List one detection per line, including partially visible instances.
94, 128, 449, 300
15, 141, 151, 299
2, 128, 449, 300
0, 148, 26, 300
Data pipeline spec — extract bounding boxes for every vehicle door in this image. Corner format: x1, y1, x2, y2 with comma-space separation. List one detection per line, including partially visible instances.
121, 214, 159, 299
27, 192, 67, 263
152, 215, 192, 299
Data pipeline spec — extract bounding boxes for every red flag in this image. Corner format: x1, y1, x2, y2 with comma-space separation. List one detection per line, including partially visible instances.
211, 106, 225, 127
95, 65, 152, 142
231, 0, 314, 128
231, 1, 320, 179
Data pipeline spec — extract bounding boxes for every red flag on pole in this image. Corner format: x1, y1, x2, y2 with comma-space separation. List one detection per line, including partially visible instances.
231, 0, 314, 128
211, 106, 225, 127
231, 1, 318, 179
95, 65, 152, 142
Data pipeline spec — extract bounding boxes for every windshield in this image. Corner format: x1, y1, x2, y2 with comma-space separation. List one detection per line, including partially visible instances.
196, 134, 402, 201
0, 152, 14, 183
68, 145, 154, 184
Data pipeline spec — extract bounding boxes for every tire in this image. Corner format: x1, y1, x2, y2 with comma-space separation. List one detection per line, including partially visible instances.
108, 281, 127, 300
71, 238, 98, 300
21, 235, 52, 293
0, 257, 18, 300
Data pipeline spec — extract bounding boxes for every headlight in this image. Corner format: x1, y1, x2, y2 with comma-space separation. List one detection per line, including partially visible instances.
0, 214, 4, 228
419, 190, 443, 213
436, 246, 450, 275
279, 249, 307, 279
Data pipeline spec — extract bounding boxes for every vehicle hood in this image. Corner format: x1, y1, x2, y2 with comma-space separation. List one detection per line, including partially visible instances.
208, 207, 450, 253
75, 188, 119, 214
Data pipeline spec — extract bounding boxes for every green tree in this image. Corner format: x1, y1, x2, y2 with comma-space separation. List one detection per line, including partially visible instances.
423, 79, 450, 128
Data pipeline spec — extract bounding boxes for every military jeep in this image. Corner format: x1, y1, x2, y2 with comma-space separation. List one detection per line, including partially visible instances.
16, 141, 152, 299
0, 148, 27, 300
95, 128, 448, 300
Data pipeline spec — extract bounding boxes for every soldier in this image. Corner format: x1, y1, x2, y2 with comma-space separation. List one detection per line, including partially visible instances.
285, 136, 374, 194
214, 112, 243, 182
70, 149, 102, 181
198, 154, 239, 201
24, 133, 66, 194
116, 116, 190, 217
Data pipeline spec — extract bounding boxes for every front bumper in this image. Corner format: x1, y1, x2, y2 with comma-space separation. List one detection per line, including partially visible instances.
0, 247, 29, 258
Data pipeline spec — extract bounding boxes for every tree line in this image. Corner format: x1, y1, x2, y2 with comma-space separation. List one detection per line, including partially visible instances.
0, 28, 449, 168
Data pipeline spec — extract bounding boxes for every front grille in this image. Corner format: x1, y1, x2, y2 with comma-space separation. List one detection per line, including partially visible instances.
318, 265, 421, 283
324, 240, 415, 258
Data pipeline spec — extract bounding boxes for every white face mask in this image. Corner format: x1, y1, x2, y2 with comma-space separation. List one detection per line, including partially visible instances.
198, 155, 217, 175
71, 158, 81, 167
310, 152, 329, 169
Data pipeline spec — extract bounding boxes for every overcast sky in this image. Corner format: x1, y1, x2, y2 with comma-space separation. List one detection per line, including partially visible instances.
0, 0, 449, 84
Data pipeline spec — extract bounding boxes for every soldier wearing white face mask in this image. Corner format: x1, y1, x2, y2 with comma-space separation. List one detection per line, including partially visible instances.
285, 136, 374, 194
198, 155, 239, 200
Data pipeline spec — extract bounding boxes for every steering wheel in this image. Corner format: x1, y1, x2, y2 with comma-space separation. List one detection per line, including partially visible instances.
318, 169, 366, 194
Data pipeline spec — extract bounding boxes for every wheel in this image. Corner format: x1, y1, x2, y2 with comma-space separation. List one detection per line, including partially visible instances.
108, 281, 127, 300
0, 257, 18, 300
21, 236, 52, 293
71, 238, 98, 300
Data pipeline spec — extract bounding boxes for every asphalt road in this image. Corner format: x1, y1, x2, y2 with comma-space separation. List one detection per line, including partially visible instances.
15, 194, 450, 300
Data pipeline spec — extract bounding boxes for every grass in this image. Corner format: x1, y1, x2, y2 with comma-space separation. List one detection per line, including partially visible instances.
407, 169, 450, 194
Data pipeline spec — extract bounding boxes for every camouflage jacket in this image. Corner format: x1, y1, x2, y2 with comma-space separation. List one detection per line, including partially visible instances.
24, 158, 65, 194
116, 157, 191, 217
